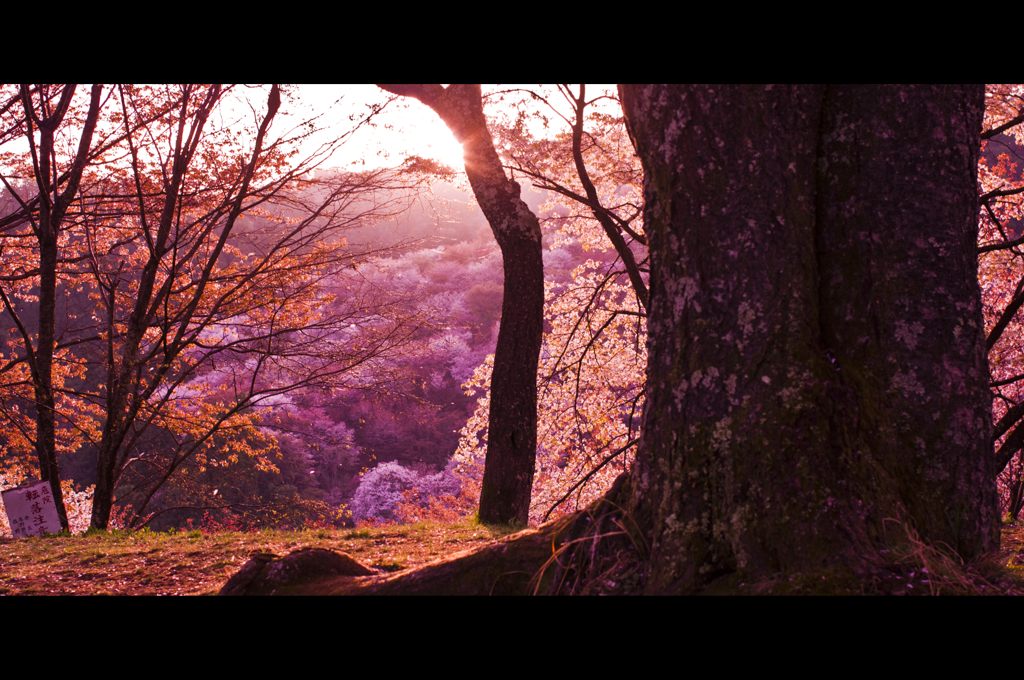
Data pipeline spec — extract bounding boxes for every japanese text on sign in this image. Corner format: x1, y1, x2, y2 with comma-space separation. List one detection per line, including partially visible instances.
2, 480, 61, 537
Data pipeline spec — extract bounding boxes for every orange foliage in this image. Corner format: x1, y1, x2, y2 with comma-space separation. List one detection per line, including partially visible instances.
1, 84, 424, 529
393, 487, 477, 525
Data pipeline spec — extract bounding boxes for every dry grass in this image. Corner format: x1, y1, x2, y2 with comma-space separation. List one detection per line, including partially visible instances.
3, 517, 1024, 595
869, 515, 1024, 595
743, 517, 1024, 596
0, 519, 519, 596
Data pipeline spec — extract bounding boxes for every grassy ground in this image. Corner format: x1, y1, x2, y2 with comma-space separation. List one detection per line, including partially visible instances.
993, 521, 1024, 587
2, 518, 1023, 595
0, 519, 521, 595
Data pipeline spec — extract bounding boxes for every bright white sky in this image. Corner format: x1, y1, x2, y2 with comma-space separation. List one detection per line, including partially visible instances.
286, 85, 619, 174
0, 85, 468, 179
289, 85, 469, 172
2, 85, 619, 184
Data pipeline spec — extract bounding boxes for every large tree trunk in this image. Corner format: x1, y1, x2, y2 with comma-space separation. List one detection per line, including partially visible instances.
377, 85, 545, 525
618, 84, 996, 593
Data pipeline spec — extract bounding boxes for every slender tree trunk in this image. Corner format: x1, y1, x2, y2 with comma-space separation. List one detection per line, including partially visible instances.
14, 84, 102, 531
90, 85, 214, 530
33, 210, 69, 531
1010, 477, 1024, 522
618, 84, 996, 593
91, 84, 272, 530
377, 85, 545, 524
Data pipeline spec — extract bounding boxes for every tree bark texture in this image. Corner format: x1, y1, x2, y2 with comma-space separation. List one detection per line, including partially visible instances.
377, 85, 545, 525
618, 84, 996, 593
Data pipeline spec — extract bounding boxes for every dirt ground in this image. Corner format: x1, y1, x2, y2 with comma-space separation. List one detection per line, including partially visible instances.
2, 519, 1023, 595
0, 520, 518, 595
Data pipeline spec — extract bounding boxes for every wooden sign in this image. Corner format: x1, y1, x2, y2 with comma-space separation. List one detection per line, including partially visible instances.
2, 480, 62, 537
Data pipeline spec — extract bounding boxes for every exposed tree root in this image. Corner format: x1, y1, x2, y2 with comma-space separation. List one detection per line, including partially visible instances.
217, 476, 1024, 595
217, 514, 575, 595
534, 473, 647, 595
218, 475, 642, 595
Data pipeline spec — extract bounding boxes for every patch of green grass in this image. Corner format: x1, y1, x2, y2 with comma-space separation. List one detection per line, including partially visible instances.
344, 529, 373, 539
79, 552, 107, 565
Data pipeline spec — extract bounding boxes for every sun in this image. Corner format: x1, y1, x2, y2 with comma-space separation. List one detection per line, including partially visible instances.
384, 99, 466, 173
406, 122, 466, 173
292, 85, 466, 174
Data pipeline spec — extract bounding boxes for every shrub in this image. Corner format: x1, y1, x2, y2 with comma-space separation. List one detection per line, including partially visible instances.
350, 460, 463, 525
195, 497, 345, 533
